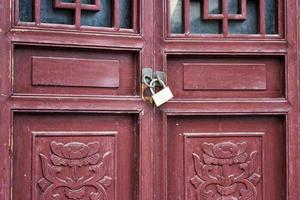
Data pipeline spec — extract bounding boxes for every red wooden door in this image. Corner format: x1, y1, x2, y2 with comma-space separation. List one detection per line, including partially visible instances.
153, 0, 299, 200
0, 0, 154, 199
0, 0, 299, 200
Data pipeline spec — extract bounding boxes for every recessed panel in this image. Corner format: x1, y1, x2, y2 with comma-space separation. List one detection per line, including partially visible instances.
185, 133, 263, 199
14, 45, 138, 96
167, 115, 286, 200
167, 55, 284, 98
32, 57, 120, 88
32, 132, 117, 200
13, 113, 139, 200
184, 63, 267, 90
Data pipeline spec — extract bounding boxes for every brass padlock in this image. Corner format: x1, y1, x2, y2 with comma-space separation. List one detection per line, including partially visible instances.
150, 79, 173, 107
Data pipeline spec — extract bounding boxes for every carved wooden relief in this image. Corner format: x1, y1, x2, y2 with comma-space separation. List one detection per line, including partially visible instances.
190, 141, 261, 200
38, 141, 113, 200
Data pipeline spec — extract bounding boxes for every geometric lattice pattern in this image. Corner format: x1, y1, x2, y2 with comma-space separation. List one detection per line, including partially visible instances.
54, 0, 101, 28
203, 0, 247, 35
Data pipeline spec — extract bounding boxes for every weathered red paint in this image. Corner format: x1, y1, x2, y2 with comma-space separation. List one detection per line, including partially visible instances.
183, 63, 267, 90
32, 57, 120, 88
0, 0, 298, 200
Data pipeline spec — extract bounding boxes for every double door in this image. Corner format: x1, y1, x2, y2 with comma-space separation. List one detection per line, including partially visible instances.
0, 0, 298, 199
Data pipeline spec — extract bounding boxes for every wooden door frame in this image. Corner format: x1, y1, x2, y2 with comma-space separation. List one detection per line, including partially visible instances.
153, 0, 299, 199
0, 0, 154, 200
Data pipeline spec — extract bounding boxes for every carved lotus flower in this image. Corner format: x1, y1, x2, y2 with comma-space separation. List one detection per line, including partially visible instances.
50, 141, 101, 167
191, 141, 261, 200
202, 142, 248, 165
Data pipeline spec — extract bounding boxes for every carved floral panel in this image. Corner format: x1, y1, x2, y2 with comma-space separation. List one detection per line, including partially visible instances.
184, 133, 263, 200
32, 133, 116, 200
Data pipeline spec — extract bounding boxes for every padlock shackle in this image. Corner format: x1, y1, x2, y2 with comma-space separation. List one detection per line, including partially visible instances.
142, 74, 153, 88
149, 78, 158, 94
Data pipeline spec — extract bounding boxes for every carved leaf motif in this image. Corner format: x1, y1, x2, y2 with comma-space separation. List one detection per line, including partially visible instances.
192, 153, 204, 177
200, 190, 214, 200
87, 142, 100, 156
50, 141, 64, 157
240, 188, 255, 200
190, 175, 203, 189
90, 192, 104, 200
99, 176, 113, 189
216, 183, 237, 196
248, 151, 259, 175
51, 154, 68, 166
193, 153, 215, 181
92, 152, 111, 178
38, 178, 51, 192
217, 174, 234, 187
65, 187, 86, 199
40, 154, 62, 182
83, 153, 101, 165
89, 162, 106, 181
248, 173, 261, 186
202, 143, 214, 157
233, 153, 248, 164
203, 154, 218, 165
237, 142, 248, 155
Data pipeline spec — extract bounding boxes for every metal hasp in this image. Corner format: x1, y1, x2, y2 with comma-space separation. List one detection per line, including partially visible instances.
142, 68, 173, 107
142, 68, 166, 87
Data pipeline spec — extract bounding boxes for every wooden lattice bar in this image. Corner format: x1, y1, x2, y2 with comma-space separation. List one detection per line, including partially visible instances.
278, 0, 283, 36
132, 0, 138, 31
184, 0, 190, 35
222, 0, 229, 35
114, 0, 120, 30
259, 0, 266, 35
34, 0, 41, 24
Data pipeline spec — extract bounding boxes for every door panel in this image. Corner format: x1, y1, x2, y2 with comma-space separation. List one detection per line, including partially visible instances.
166, 116, 286, 200
13, 113, 139, 200
13, 45, 138, 96
167, 55, 284, 98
